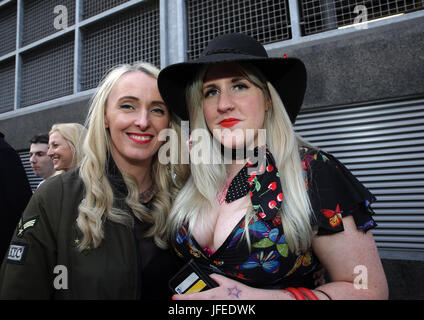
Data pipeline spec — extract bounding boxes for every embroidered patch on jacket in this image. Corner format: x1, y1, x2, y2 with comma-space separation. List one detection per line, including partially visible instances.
7, 243, 28, 264
16, 216, 39, 238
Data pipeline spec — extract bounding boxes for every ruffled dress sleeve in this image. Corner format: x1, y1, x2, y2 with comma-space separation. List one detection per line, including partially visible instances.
303, 148, 377, 236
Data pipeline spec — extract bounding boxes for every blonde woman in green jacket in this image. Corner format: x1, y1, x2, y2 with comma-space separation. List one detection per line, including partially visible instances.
0, 62, 189, 299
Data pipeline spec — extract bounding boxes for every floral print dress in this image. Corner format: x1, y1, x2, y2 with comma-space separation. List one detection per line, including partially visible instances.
172, 147, 377, 289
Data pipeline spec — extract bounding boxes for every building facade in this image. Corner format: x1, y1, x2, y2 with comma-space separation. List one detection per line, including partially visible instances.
0, 0, 423, 298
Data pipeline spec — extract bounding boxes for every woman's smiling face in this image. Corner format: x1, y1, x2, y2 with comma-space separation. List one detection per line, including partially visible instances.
47, 131, 74, 172
104, 71, 170, 171
202, 62, 268, 150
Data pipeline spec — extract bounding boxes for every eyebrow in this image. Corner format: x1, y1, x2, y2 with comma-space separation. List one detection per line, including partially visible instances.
118, 96, 139, 102
118, 96, 165, 104
151, 100, 166, 106
118, 96, 166, 107
203, 77, 245, 88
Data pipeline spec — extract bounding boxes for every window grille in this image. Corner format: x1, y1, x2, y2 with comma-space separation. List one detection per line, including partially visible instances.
21, 35, 74, 107
81, 1, 160, 91
185, 0, 291, 60
22, 0, 75, 46
0, 59, 15, 114
82, 0, 131, 20
299, 0, 424, 36
0, 1, 16, 57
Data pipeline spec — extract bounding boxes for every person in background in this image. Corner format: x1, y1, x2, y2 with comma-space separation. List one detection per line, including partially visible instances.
29, 134, 55, 188
158, 33, 388, 300
0, 61, 189, 299
0, 132, 32, 261
47, 123, 87, 173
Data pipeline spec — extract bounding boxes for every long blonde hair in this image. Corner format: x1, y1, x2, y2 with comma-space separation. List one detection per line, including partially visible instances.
49, 123, 87, 170
77, 61, 189, 251
168, 62, 314, 254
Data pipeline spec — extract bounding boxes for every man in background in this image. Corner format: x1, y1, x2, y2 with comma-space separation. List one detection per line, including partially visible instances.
0, 132, 32, 260
29, 134, 55, 187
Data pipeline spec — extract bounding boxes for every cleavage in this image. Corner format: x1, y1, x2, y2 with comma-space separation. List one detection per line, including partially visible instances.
191, 195, 251, 253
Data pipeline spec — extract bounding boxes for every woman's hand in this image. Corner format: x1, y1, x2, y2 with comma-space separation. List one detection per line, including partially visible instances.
172, 274, 293, 300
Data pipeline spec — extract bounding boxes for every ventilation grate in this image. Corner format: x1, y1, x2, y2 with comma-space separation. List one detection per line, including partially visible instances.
295, 99, 424, 251
298, 0, 424, 36
81, 0, 160, 91
82, 0, 131, 20
22, 0, 75, 46
186, 0, 291, 60
0, 59, 15, 114
21, 35, 74, 107
0, 1, 17, 56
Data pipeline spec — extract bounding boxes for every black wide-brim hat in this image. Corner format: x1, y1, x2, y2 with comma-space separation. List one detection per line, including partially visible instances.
158, 33, 306, 123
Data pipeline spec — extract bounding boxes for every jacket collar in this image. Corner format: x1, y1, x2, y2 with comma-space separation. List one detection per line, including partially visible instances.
106, 154, 128, 199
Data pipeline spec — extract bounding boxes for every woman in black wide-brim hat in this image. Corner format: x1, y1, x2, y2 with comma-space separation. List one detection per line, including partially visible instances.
159, 33, 388, 300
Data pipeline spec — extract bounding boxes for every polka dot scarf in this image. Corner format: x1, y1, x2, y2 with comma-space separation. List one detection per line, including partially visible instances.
225, 145, 283, 221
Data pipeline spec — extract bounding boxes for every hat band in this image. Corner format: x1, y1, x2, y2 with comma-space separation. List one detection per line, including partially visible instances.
204, 48, 255, 56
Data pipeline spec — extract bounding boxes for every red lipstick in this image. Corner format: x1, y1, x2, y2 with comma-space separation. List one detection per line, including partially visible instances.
127, 133, 154, 144
220, 118, 240, 128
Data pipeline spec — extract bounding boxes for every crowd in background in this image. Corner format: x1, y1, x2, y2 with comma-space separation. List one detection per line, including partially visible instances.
0, 123, 86, 260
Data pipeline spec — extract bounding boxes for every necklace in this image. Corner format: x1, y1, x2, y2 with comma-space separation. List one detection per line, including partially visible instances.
139, 183, 155, 203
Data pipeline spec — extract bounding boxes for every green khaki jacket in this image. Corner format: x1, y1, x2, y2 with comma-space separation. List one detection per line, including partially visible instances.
0, 170, 139, 299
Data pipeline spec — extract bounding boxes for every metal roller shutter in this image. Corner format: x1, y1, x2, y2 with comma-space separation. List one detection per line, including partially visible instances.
294, 98, 424, 255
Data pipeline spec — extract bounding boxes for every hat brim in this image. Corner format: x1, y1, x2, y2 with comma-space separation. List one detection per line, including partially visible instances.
158, 54, 306, 123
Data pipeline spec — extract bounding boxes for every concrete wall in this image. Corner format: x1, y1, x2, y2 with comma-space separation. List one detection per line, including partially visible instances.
0, 97, 91, 151
382, 259, 424, 300
268, 15, 424, 110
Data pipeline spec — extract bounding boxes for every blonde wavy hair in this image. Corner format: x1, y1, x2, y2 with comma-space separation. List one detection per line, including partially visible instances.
49, 123, 87, 171
168, 62, 314, 254
77, 61, 189, 251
